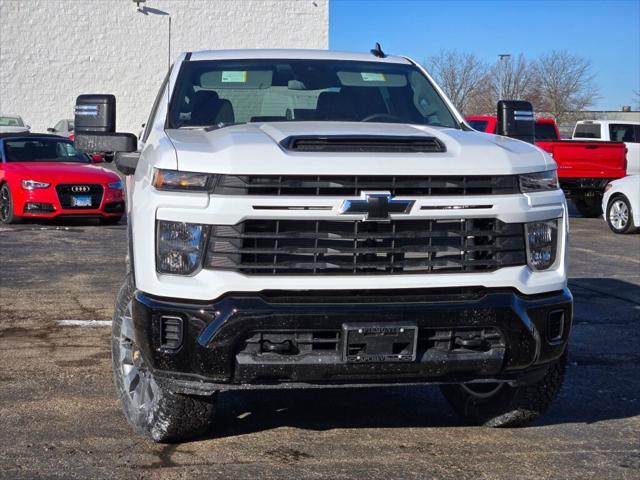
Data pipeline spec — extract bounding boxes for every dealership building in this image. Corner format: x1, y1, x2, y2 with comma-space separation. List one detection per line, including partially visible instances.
0, 0, 329, 133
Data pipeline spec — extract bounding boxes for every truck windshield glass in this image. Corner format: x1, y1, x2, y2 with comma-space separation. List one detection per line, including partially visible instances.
573, 123, 601, 139
534, 123, 559, 141
467, 120, 489, 132
168, 59, 459, 129
4, 139, 89, 163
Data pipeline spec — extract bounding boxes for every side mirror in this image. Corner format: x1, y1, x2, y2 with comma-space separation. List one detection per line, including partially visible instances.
47, 127, 56, 133
91, 153, 104, 163
74, 94, 137, 154
496, 100, 534, 144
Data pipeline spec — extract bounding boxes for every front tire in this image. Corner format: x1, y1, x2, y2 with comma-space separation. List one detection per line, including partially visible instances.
574, 196, 602, 217
440, 351, 567, 427
606, 195, 637, 234
0, 184, 22, 224
111, 274, 217, 442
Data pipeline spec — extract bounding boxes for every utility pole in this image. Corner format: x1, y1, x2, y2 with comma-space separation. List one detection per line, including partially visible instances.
498, 53, 511, 100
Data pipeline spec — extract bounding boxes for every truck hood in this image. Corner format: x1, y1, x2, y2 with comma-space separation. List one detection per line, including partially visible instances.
166, 122, 549, 175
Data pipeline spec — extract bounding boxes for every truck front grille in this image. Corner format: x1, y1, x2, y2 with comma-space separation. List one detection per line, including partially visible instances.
205, 218, 526, 275
56, 184, 103, 209
212, 175, 519, 196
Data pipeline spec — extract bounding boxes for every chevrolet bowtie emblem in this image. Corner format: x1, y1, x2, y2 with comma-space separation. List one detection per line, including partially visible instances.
339, 193, 415, 221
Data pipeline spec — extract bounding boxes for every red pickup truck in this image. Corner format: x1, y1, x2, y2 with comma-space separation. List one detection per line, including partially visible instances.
466, 115, 627, 217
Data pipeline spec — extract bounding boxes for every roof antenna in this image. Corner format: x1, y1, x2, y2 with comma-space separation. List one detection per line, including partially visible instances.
370, 42, 386, 58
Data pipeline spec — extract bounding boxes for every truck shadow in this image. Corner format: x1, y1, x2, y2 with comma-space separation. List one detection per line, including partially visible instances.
201, 277, 640, 440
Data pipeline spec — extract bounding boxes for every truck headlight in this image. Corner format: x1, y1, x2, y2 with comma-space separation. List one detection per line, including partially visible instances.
519, 170, 558, 193
156, 221, 208, 275
525, 219, 559, 271
22, 179, 50, 190
153, 169, 212, 191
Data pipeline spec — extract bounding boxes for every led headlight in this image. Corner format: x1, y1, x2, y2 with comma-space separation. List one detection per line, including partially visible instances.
519, 170, 559, 193
153, 169, 212, 191
156, 221, 208, 275
22, 179, 50, 190
525, 219, 559, 271
108, 180, 123, 190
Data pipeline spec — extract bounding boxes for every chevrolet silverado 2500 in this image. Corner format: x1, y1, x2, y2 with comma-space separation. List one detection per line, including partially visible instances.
74, 49, 572, 442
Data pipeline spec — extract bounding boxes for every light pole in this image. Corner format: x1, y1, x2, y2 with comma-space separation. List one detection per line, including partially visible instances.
498, 53, 511, 100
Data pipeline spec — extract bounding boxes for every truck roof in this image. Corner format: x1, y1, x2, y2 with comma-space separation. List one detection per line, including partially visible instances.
576, 119, 640, 126
188, 48, 412, 64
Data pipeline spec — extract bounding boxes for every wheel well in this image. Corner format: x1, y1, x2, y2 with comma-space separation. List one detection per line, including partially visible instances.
608, 193, 628, 208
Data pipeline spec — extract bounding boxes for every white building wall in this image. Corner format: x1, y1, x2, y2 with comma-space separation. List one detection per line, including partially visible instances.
0, 0, 328, 134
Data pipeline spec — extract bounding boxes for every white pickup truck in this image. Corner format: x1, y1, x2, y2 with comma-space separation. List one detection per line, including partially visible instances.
573, 119, 640, 175
74, 49, 572, 442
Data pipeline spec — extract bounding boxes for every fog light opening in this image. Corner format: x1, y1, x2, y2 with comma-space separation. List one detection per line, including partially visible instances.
159, 315, 183, 350
547, 310, 565, 342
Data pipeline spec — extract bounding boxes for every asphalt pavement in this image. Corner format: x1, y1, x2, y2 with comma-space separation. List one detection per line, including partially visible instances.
0, 210, 639, 479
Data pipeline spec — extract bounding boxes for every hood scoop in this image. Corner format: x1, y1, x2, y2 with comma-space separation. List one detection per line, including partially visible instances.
280, 135, 446, 153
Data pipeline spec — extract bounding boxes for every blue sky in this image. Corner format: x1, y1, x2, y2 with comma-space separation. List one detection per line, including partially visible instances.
330, 0, 640, 110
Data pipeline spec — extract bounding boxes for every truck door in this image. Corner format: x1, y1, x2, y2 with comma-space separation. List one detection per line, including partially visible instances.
609, 123, 639, 175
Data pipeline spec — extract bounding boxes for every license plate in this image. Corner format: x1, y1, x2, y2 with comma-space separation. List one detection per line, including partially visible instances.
71, 195, 92, 207
342, 323, 418, 363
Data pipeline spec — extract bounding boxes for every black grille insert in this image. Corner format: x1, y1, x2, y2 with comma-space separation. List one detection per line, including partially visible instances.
55, 184, 103, 209
213, 175, 519, 196
205, 218, 526, 275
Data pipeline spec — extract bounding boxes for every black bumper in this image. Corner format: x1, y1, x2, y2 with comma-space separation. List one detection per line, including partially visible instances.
561, 178, 611, 197
132, 287, 572, 395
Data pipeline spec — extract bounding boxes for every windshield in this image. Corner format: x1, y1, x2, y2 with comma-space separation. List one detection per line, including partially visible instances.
168, 59, 459, 129
534, 123, 559, 141
0, 116, 24, 127
3, 138, 89, 163
467, 120, 489, 132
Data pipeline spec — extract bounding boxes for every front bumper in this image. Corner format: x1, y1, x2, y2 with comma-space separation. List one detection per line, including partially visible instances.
131, 287, 573, 395
16, 185, 124, 218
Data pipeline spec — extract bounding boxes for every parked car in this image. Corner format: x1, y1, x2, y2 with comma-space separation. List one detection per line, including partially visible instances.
573, 120, 640, 175
75, 49, 572, 442
602, 175, 640, 234
466, 115, 627, 217
0, 115, 30, 133
47, 118, 74, 138
0, 133, 124, 224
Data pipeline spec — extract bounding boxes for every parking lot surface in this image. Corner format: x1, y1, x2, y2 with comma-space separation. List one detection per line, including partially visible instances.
0, 212, 639, 479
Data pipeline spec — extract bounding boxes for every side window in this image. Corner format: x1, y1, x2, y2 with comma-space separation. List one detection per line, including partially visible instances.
53, 120, 64, 132
609, 124, 636, 143
142, 68, 171, 143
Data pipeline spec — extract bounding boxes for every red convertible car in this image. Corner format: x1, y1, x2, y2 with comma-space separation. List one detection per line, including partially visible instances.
0, 133, 124, 224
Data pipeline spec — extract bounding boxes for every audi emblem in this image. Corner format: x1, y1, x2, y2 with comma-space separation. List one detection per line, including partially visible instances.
71, 186, 90, 193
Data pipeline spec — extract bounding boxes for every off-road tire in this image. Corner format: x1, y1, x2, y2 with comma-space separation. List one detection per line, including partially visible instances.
574, 197, 602, 217
111, 274, 217, 442
0, 183, 22, 224
606, 195, 637, 234
440, 350, 567, 427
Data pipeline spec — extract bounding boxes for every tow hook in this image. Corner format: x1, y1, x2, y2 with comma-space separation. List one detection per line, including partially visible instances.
454, 336, 488, 350
261, 339, 298, 355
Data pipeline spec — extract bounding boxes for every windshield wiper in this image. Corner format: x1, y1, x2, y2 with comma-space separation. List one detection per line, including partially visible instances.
203, 122, 244, 132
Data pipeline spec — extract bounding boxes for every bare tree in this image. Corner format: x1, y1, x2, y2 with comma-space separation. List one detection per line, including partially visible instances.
491, 54, 539, 104
425, 50, 489, 114
634, 89, 640, 110
532, 50, 599, 124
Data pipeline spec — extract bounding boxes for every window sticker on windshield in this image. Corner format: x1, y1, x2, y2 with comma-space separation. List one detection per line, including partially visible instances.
221, 71, 247, 83
361, 72, 386, 82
